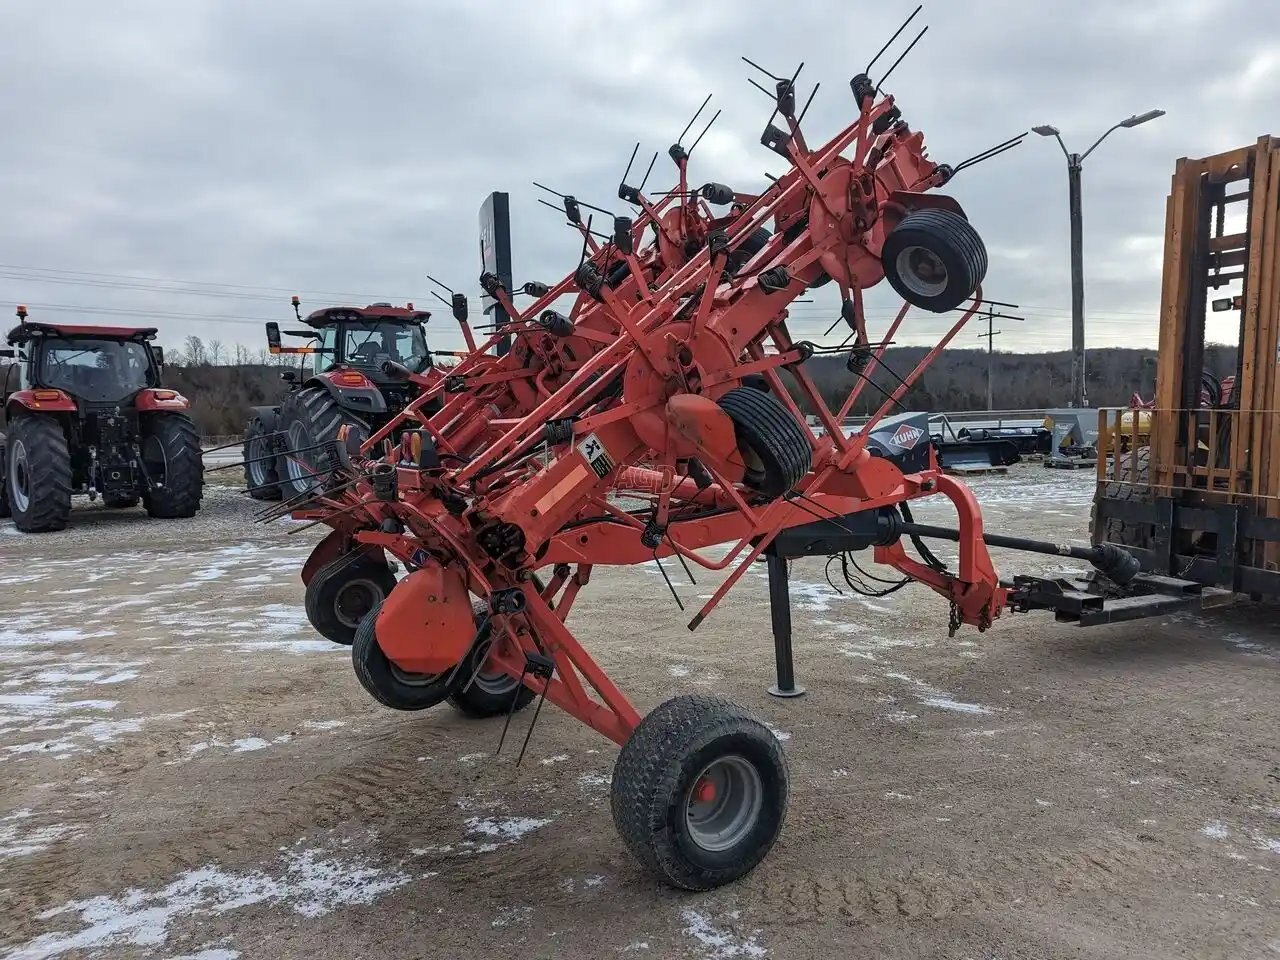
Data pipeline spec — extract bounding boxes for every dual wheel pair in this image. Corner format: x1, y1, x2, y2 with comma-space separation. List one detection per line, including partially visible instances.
314, 556, 791, 890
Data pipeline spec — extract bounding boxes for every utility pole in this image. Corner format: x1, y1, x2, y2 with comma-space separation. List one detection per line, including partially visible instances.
1033, 109, 1165, 408
975, 300, 1024, 411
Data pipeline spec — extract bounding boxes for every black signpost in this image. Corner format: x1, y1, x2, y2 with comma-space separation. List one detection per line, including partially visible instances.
478, 191, 514, 356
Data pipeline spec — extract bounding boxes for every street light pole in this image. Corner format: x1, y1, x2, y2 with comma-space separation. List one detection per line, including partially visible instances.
1067, 152, 1086, 408
1033, 109, 1165, 409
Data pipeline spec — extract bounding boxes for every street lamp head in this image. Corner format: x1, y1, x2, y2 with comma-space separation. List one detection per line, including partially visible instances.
1120, 109, 1165, 128
1032, 124, 1060, 136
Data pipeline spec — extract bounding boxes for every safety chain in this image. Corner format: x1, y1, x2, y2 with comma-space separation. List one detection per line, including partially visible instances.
948, 598, 961, 638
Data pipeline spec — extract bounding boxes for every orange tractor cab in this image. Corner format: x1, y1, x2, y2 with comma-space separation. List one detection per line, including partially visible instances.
0, 309, 203, 531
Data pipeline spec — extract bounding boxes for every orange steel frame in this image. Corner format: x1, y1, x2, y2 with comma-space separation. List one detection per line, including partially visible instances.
296, 76, 1006, 745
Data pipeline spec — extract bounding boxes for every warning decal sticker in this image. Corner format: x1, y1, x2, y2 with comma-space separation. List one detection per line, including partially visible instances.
577, 431, 615, 478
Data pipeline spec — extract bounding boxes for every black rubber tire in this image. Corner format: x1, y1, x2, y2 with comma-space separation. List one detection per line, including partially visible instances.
103, 494, 139, 509
610, 694, 789, 891
351, 598, 455, 711
140, 414, 203, 519
717, 387, 812, 499
448, 605, 536, 718
726, 227, 771, 275
278, 387, 359, 499
881, 208, 987, 313
1092, 446, 1151, 548
243, 414, 282, 501
5, 415, 72, 532
0, 434, 10, 520
304, 554, 397, 645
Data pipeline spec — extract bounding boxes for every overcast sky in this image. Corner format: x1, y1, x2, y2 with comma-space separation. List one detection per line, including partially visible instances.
2, 0, 1277, 358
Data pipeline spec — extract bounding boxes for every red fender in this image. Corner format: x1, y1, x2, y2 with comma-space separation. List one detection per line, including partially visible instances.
135, 388, 190, 411
7, 388, 76, 413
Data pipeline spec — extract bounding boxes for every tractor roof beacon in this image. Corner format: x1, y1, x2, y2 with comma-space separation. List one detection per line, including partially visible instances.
241, 299, 436, 580
0, 308, 203, 532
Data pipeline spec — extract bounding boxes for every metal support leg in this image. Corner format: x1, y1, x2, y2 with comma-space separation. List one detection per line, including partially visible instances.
766, 552, 805, 698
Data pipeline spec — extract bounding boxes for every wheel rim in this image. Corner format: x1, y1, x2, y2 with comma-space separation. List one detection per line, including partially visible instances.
334, 577, 382, 629
285, 421, 313, 488
10, 439, 30, 512
685, 754, 763, 852
472, 669, 519, 696
388, 662, 447, 687
142, 435, 168, 487
247, 435, 269, 489
895, 245, 949, 298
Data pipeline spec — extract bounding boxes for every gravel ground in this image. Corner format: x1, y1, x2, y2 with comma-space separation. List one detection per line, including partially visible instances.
0, 466, 1277, 959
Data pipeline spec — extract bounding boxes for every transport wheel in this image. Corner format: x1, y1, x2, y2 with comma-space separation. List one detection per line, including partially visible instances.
881, 208, 987, 313
304, 554, 397, 645
717, 387, 812, 499
243, 414, 282, 501
351, 599, 455, 711
140, 413, 204, 519
6, 415, 72, 532
448, 606, 536, 718
103, 494, 139, 509
725, 227, 772, 276
1093, 446, 1151, 549
610, 694, 789, 891
278, 388, 362, 499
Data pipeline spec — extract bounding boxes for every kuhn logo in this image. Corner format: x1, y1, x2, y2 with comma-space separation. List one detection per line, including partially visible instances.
890, 423, 924, 449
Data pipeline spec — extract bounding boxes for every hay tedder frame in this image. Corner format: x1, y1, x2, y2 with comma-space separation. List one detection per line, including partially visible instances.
1096, 137, 1280, 599
267, 25, 1152, 890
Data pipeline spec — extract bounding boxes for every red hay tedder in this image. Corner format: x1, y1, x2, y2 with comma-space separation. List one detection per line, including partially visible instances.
263, 36, 1155, 889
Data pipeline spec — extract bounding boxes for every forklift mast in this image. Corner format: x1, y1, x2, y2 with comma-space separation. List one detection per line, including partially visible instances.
1096, 136, 1280, 594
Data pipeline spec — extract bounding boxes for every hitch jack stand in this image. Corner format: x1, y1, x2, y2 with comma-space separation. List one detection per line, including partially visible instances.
766, 552, 805, 698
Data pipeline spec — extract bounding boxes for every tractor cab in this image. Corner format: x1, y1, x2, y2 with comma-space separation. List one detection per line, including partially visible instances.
268, 301, 432, 385
3, 321, 164, 408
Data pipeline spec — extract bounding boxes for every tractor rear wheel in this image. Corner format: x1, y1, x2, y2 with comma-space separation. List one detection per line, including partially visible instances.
881, 208, 987, 313
610, 695, 789, 890
1093, 446, 1151, 549
5, 415, 72, 532
278, 388, 358, 499
351, 599, 456, 711
243, 414, 282, 501
140, 414, 203, 519
0, 434, 9, 520
304, 554, 397, 645
717, 387, 812, 499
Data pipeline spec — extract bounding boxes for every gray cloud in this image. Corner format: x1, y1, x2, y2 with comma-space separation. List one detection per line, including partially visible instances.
1, 0, 1277, 356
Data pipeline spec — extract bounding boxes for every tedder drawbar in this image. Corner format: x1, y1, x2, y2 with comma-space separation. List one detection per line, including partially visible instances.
256, 29, 1168, 890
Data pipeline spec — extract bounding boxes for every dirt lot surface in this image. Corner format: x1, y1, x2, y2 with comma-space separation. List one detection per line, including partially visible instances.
1, 466, 1277, 959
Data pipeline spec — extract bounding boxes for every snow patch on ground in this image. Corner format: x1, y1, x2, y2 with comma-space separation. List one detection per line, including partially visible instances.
0, 808, 77, 858
680, 908, 767, 959
764, 723, 791, 742
10, 841, 412, 959
464, 816, 551, 844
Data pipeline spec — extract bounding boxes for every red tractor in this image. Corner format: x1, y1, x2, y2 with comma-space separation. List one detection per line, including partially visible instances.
242, 300, 437, 504
0, 309, 203, 532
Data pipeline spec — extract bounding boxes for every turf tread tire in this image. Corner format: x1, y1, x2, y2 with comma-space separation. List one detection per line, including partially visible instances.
610, 694, 789, 891
6, 415, 72, 532
279, 387, 363, 498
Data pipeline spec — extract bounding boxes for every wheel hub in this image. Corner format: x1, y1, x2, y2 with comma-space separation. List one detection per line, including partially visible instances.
685, 754, 763, 852
10, 439, 31, 512
334, 577, 380, 629
896, 245, 949, 297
